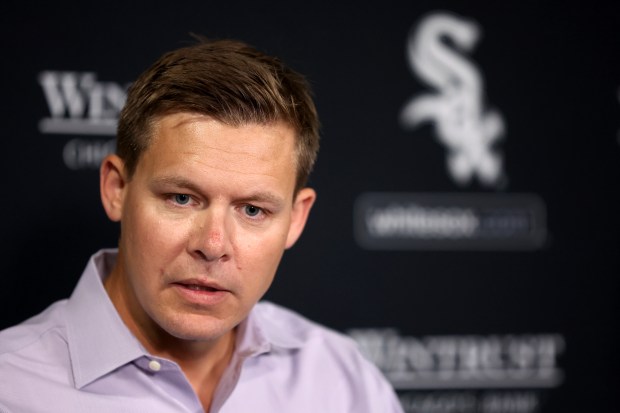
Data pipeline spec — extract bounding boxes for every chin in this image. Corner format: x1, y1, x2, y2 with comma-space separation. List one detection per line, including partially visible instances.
158, 313, 237, 343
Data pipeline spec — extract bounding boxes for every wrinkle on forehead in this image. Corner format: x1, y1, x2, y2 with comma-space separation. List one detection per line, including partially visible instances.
156, 113, 290, 152
154, 113, 293, 161
142, 113, 297, 192
180, 149, 284, 179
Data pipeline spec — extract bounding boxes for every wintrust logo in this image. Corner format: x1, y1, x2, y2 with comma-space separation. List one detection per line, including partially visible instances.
400, 12, 505, 187
38, 71, 128, 169
39, 71, 126, 135
349, 329, 565, 413
349, 329, 564, 390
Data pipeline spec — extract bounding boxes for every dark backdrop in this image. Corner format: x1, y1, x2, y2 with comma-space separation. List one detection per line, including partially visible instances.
0, 1, 618, 412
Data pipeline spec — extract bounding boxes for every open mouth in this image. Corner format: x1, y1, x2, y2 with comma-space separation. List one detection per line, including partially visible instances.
181, 284, 219, 292
173, 280, 227, 294
172, 281, 229, 305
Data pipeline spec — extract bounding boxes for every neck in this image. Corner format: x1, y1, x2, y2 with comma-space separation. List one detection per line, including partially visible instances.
104, 258, 237, 411
164, 329, 236, 411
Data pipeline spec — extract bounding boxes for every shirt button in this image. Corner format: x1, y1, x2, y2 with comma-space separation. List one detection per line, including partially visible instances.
148, 360, 162, 372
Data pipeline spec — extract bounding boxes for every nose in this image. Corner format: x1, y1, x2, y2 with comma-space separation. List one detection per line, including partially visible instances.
189, 207, 230, 262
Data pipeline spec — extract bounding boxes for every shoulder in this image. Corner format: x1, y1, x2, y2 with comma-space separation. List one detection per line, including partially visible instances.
0, 301, 77, 411
0, 300, 72, 386
251, 301, 404, 412
0, 300, 68, 354
253, 300, 356, 350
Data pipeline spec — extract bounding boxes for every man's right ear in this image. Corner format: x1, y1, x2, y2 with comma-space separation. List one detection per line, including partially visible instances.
100, 154, 127, 222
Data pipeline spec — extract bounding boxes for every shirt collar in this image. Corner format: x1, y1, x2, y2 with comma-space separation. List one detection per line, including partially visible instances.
63, 249, 304, 388
238, 301, 305, 356
64, 249, 146, 389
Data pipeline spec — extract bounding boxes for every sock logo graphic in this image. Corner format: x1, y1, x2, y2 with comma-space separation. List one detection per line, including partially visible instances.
400, 12, 505, 187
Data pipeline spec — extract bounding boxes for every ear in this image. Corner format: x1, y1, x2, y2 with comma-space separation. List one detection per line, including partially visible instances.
100, 154, 127, 222
285, 187, 316, 249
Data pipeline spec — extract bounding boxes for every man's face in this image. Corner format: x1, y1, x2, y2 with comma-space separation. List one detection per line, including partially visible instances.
101, 112, 315, 344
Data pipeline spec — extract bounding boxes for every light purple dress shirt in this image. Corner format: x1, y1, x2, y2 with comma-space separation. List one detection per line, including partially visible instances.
0, 250, 404, 412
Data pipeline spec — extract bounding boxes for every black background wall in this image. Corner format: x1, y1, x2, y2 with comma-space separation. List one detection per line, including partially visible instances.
0, 1, 618, 412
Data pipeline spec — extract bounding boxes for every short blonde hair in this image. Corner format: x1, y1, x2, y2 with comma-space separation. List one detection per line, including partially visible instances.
116, 38, 320, 192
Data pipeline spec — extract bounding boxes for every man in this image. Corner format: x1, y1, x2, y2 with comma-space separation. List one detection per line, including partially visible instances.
0, 39, 404, 412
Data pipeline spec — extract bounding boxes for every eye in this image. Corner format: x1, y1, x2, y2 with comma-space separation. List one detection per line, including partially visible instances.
244, 204, 262, 217
173, 194, 191, 205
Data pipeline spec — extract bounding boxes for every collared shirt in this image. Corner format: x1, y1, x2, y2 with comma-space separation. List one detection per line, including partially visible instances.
0, 250, 404, 413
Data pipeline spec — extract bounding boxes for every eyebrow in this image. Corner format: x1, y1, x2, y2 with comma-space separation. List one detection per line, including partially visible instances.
150, 175, 286, 206
151, 175, 201, 192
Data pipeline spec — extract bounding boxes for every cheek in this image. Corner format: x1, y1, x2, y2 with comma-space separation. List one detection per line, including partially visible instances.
124, 205, 188, 269
236, 231, 287, 286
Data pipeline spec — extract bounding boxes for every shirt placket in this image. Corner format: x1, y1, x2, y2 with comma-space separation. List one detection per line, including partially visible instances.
209, 343, 271, 413
134, 355, 204, 412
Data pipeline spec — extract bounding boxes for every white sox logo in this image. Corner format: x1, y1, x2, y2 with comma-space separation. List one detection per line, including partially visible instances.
400, 12, 505, 187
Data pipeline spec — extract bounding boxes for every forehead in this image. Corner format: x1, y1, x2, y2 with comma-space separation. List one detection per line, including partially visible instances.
135, 113, 298, 191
